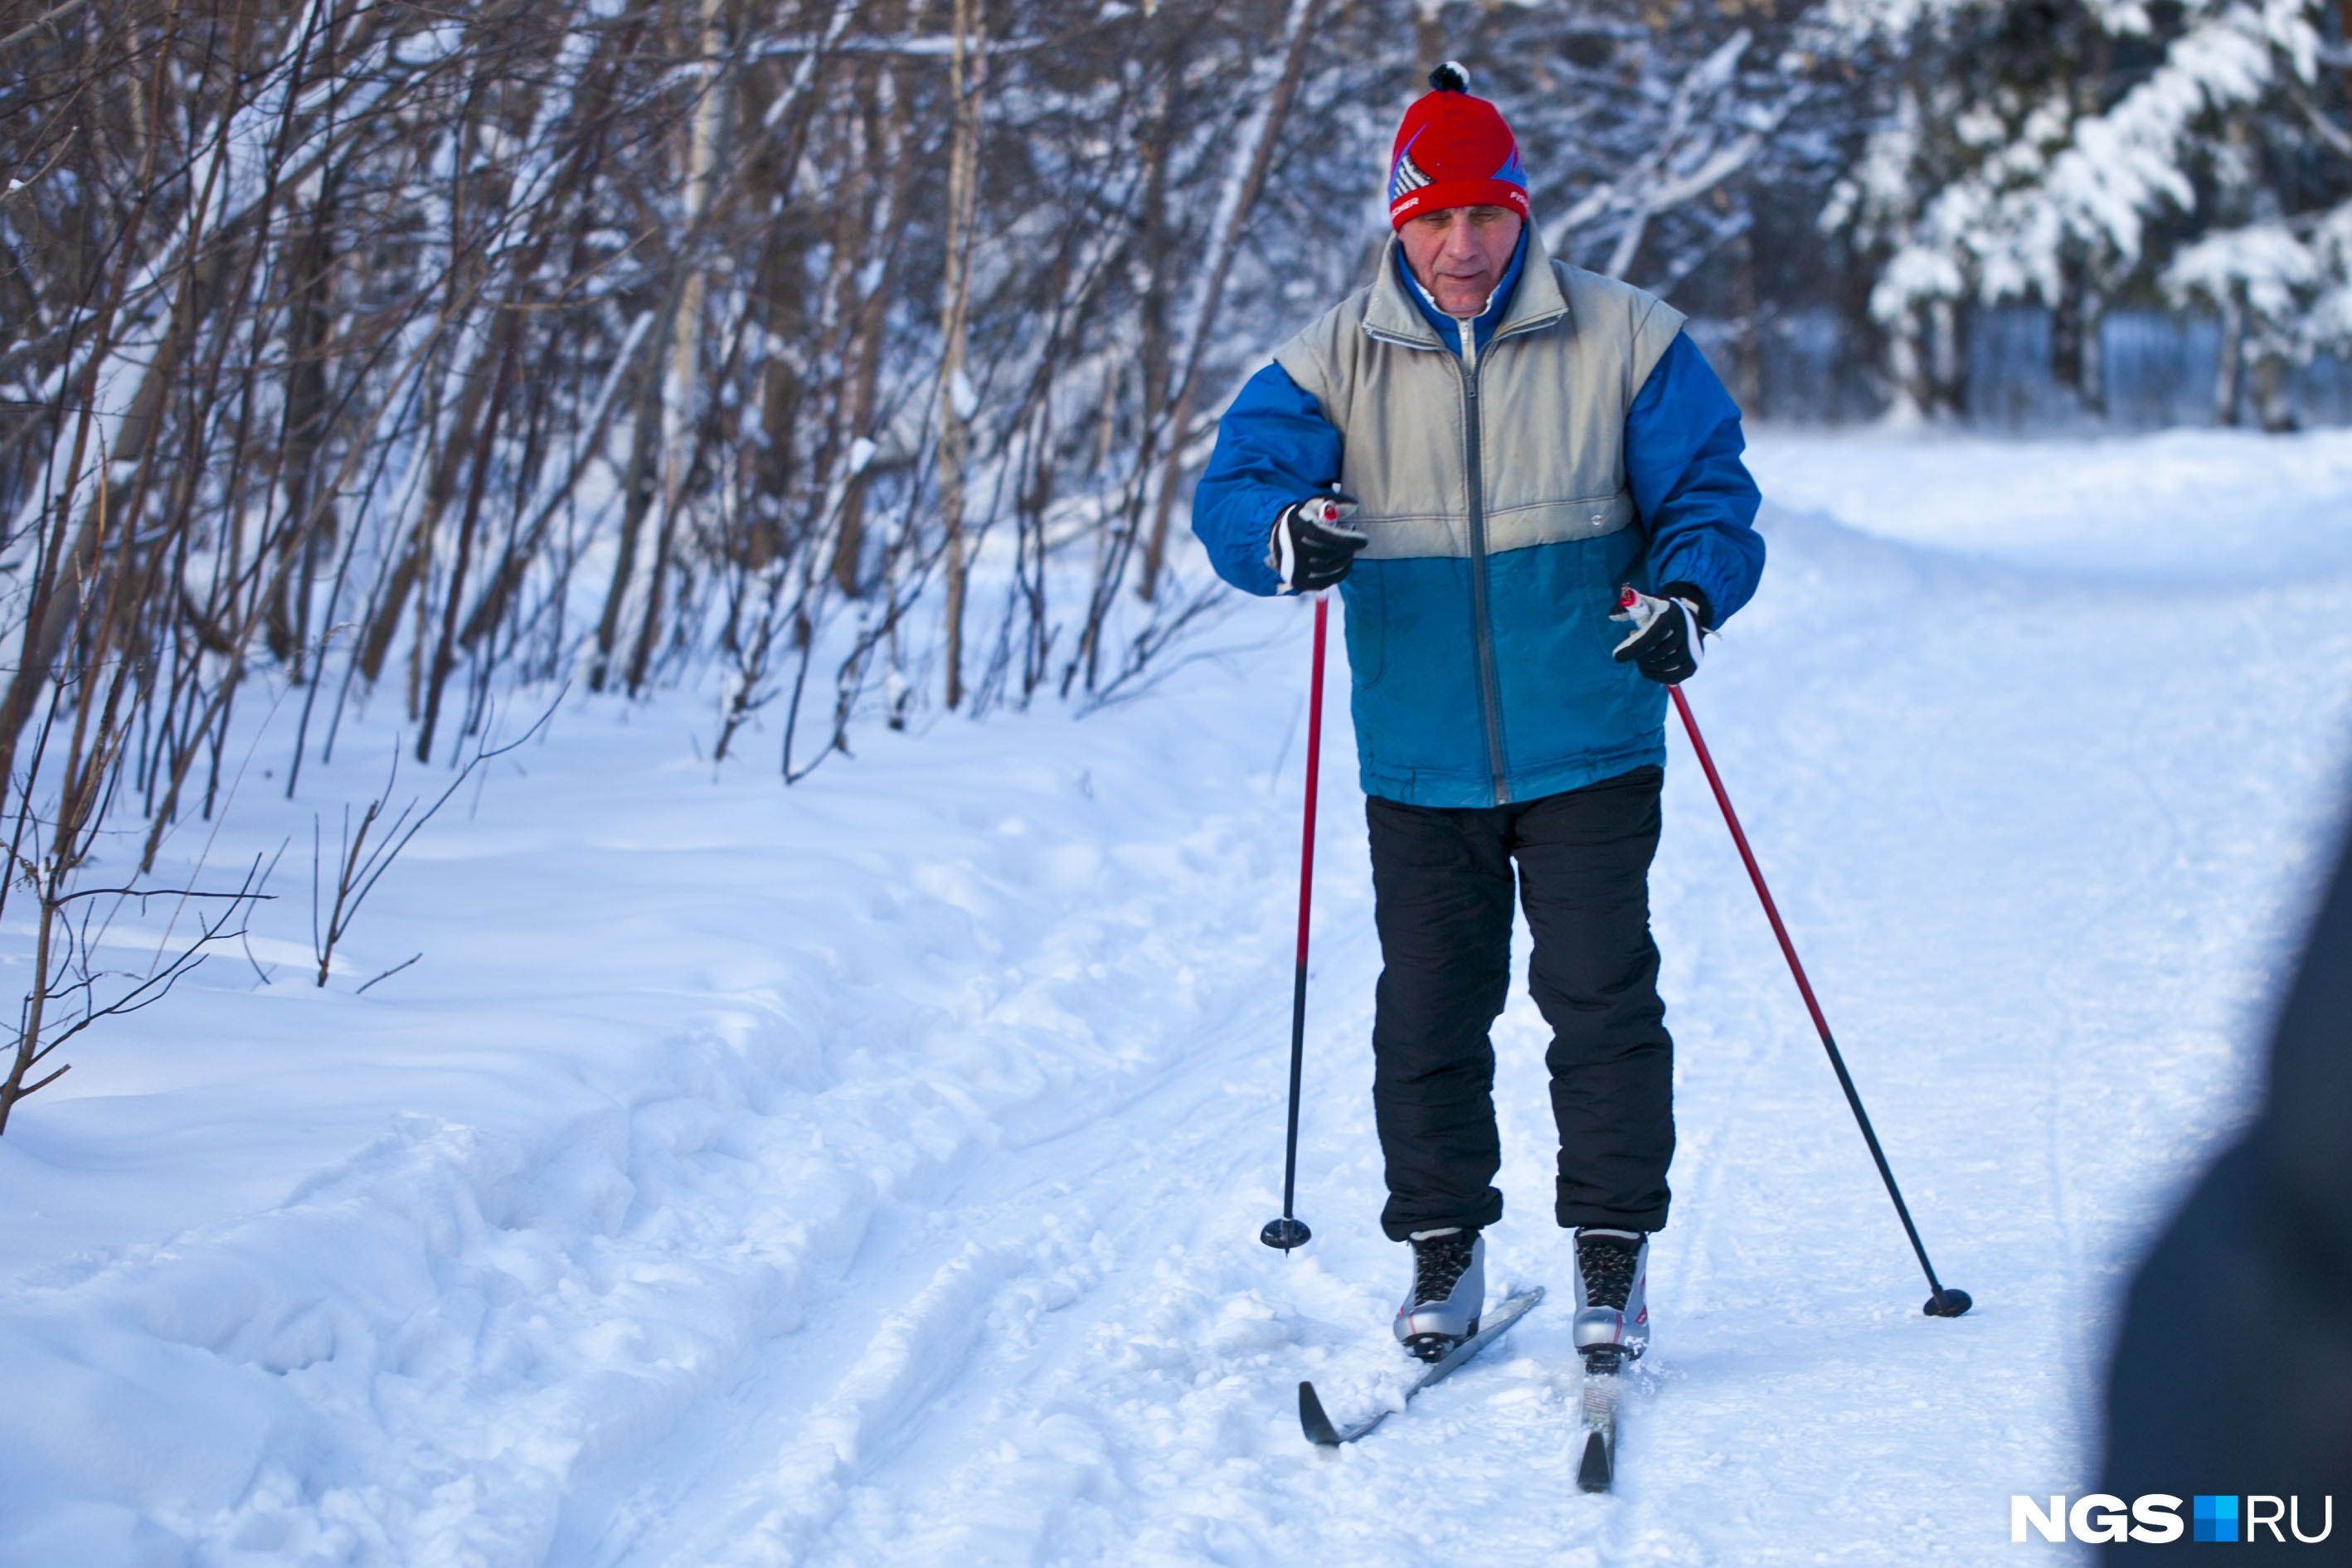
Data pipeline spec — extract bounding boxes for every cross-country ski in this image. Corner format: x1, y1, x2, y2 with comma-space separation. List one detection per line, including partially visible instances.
1300, 1287, 1546, 1445
1577, 1367, 1621, 1493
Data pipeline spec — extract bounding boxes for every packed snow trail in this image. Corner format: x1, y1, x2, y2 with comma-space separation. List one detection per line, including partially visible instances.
2, 430, 2350, 1566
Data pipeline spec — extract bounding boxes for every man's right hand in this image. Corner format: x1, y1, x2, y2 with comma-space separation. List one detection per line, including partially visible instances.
1269, 495, 1367, 593
1610, 584, 1709, 685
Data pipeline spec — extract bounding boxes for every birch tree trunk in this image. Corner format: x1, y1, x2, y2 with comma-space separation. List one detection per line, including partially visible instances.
627, 0, 731, 695
830, 20, 919, 595
1134, 0, 1324, 604
935, 0, 985, 711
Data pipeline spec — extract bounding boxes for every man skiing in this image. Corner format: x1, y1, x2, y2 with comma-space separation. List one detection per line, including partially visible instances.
1190, 64, 1765, 1375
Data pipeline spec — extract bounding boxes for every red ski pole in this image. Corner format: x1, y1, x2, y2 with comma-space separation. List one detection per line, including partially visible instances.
1261, 594, 1329, 1252
1651, 620, 1970, 1317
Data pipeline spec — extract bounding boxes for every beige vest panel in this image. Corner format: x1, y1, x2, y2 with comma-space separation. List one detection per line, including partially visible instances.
1271, 233, 1685, 561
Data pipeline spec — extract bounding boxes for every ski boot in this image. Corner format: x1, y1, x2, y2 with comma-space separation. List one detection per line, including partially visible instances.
1393, 1226, 1485, 1363
1572, 1227, 1650, 1375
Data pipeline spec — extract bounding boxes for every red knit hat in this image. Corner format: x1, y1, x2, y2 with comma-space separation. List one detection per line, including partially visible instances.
1387, 63, 1528, 229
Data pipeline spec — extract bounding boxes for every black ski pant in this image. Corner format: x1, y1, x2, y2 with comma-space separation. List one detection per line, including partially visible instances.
1367, 765, 1673, 1242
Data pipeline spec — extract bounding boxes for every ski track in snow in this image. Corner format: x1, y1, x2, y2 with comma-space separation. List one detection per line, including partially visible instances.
3, 429, 2350, 1566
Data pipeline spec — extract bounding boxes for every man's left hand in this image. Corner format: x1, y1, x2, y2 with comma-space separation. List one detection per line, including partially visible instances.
1611, 584, 1711, 685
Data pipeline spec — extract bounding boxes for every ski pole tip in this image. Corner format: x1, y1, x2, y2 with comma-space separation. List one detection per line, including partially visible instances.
1924, 1287, 1973, 1318
1260, 1216, 1313, 1251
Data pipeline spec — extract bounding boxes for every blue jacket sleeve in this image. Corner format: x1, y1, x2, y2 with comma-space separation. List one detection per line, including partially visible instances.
1190, 363, 1344, 597
1625, 333, 1765, 626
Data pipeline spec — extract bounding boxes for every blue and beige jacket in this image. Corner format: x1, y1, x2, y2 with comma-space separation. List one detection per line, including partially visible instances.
1192, 229, 1765, 808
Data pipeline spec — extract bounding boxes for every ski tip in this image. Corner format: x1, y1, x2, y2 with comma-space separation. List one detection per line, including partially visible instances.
1577, 1429, 1613, 1493
1924, 1287, 1973, 1318
1300, 1381, 1344, 1446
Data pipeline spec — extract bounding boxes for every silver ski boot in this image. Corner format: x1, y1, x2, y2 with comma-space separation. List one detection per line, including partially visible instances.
1393, 1227, 1485, 1362
1572, 1227, 1650, 1371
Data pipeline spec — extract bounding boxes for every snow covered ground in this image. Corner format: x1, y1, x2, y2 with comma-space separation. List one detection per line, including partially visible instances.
4, 427, 2350, 1567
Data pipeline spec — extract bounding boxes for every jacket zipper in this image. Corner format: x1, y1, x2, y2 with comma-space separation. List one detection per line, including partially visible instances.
1363, 291, 1562, 806
1457, 324, 1511, 805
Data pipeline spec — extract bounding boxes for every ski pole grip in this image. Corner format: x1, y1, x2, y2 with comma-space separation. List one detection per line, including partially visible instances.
1616, 582, 1660, 633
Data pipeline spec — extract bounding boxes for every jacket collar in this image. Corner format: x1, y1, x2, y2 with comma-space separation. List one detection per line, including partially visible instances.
1362, 223, 1570, 351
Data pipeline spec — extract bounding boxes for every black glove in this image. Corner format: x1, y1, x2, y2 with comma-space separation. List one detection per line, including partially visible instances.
1610, 582, 1712, 685
1269, 494, 1367, 593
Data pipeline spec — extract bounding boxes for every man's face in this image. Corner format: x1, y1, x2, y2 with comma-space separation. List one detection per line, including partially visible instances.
1399, 205, 1524, 319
